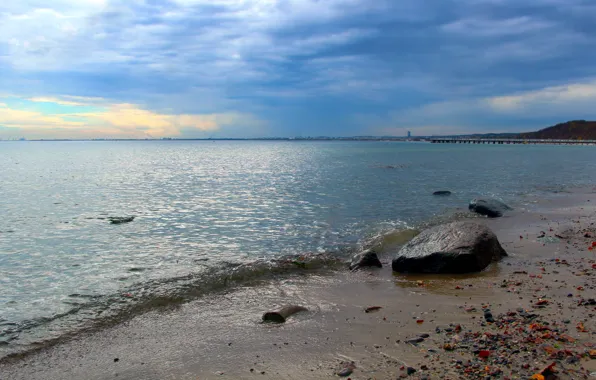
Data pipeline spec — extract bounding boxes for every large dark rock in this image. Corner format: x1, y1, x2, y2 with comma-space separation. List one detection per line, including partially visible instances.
391, 221, 507, 274
433, 191, 452, 196
349, 249, 382, 270
469, 198, 511, 218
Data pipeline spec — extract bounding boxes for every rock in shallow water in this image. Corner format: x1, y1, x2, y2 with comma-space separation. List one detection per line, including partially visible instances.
433, 190, 452, 196
108, 216, 135, 224
349, 249, 382, 270
391, 221, 507, 274
468, 198, 512, 218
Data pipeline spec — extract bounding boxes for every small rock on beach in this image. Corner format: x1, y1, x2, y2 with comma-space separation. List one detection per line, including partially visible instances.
349, 249, 382, 270
468, 198, 512, 218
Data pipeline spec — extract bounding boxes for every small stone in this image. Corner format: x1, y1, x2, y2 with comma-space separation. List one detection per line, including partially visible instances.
108, 216, 135, 224
337, 367, 353, 377
566, 356, 579, 364
484, 311, 495, 323
406, 367, 416, 375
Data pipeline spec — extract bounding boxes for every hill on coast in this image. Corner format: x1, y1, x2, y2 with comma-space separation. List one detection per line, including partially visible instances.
518, 120, 596, 140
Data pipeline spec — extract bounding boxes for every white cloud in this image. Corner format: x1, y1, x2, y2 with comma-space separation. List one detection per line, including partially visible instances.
0, 96, 265, 138
442, 16, 552, 37
487, 81, 596, 113
28, 96, 88, 106
0, 105, 85, 129
0, 0, 385, 72
356, 78, 596, 134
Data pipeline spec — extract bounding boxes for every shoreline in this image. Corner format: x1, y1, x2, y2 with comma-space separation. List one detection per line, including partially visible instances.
1, 188, 595, 379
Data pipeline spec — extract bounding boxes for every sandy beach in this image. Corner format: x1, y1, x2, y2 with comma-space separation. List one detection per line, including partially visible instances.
1, 188, 595, 380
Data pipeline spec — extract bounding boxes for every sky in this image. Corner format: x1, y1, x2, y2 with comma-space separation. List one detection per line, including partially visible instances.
1, 0, 596, 139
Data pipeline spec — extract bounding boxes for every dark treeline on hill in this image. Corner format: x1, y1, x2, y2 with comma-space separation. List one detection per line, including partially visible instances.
518, 120, 596, 140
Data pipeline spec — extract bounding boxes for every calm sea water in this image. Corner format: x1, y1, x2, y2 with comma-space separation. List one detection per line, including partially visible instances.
1, 140, 595, 355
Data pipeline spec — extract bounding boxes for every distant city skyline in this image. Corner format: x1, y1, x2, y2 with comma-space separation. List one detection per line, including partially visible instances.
2, 0, 596, 140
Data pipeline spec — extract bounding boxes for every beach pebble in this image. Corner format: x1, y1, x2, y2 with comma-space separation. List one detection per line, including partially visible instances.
364, 306, 382, 313
337, 367, 352, 377
484, 311, 495, 323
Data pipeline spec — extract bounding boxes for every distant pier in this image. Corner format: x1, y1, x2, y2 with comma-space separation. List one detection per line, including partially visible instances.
430, 138, 596, 145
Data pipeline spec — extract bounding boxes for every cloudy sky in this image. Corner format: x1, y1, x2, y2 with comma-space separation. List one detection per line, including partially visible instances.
1, 0, 595, 139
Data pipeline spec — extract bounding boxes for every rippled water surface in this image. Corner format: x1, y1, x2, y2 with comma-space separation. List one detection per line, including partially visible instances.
1, 140, 595, 355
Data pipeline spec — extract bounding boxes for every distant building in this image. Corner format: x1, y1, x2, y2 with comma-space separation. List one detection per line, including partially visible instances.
407, 131, 411, 138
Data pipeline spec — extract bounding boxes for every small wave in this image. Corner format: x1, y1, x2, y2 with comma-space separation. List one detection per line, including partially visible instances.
367, 228, 420, 254
0, 207, 483, 361
0, 251, 344, 361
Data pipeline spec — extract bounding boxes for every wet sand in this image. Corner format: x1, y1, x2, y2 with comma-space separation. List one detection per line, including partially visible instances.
1, 189, 595, 379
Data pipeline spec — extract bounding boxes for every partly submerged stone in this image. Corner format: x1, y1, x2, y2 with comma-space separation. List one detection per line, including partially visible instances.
433, 191, 452, 196
391, 221, 507, 273
108, 216, 135, 224
469, 198, 512, 218
349, 249, 382, 270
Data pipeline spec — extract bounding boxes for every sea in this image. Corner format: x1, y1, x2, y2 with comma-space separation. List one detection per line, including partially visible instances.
1, 140, 595, 357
